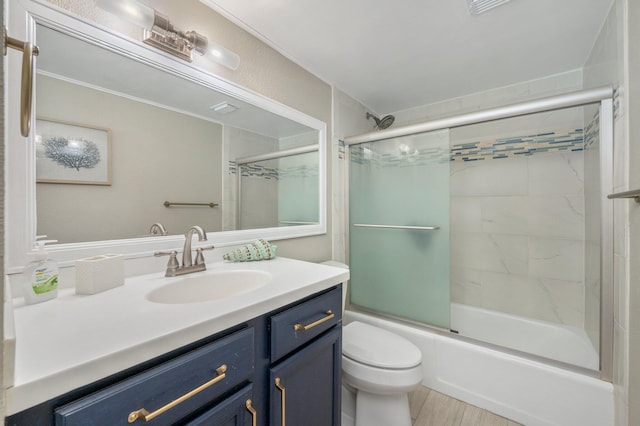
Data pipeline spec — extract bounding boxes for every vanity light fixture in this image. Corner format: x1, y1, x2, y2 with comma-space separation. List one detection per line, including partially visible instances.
94, 0, 240, 70
466, 0, 514, 15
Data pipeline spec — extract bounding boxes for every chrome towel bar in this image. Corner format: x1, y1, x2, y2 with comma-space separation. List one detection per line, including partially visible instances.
352, 223, 440, 231
163, 201, 219, 208
607, 189, 640, 203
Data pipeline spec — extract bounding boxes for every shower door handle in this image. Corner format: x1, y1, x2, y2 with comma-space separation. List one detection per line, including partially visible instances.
352, 223, 440, 230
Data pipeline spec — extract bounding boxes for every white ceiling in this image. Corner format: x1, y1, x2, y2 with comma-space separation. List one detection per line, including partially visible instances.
202, 0, 614, 114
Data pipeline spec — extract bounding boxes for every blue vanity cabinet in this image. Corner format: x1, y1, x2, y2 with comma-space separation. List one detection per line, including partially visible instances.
270, 286, 342, 363
184, 384, 255, 426
54, 328, 255, 426
268, 286, 342, 426
269, 328, 341, 426
5, 285, 342, 426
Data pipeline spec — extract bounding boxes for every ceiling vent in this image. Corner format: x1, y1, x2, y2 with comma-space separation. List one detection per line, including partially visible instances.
466, 0, 514, 15
210, 102, 238, 114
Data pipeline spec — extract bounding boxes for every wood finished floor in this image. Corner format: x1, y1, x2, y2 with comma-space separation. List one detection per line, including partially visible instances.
410, 386, 522, 426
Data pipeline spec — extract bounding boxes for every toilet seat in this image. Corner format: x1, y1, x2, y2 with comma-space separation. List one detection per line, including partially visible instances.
342, 355, 423, 394
343, 321, 422, 369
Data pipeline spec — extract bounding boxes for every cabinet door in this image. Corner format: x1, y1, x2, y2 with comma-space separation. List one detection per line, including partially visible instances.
269, 328, 341, 426
185, 384, 255, 426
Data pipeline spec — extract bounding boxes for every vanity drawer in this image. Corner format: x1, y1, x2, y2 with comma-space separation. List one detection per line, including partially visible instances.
270, 286, 342, 362
55, 328, 254, 426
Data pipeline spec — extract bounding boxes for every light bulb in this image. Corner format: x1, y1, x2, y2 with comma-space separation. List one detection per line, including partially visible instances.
94, 0, 155, 29
206, 42, 240, 70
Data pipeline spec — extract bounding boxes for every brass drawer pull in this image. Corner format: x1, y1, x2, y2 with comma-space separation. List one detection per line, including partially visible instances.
246, 399, 257, 426
128, 364, 227, 423
294, 310, 334, 331
275, 377, 286, 426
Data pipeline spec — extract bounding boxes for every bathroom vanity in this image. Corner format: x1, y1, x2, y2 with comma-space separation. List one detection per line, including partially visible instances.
4, 258, 347, 425
5, 2, 340, 423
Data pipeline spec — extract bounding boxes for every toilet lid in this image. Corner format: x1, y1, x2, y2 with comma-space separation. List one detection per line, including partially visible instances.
343, 321, 422, 369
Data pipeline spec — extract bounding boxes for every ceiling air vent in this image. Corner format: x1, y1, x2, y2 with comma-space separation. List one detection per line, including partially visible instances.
210, 102, 238, 114
466, 0, 514, 15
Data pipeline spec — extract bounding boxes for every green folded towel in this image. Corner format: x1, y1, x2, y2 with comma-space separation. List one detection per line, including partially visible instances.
223, 239, 277, 262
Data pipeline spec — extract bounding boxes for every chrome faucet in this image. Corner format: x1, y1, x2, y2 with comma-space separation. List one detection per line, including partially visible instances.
182, 225, 207, 267
154, 225, 214, 277
149, 222, 168, 236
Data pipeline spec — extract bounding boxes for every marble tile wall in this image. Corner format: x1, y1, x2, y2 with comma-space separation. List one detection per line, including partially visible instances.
450, 149, 586, 327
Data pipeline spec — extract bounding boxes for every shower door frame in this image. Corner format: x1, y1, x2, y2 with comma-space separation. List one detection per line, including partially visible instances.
343, 86, 615, 382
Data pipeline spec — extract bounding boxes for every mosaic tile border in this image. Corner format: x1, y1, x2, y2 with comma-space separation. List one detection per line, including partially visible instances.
350, 128, 586, 166
585, 111, 600, 149
227, 161, 318, 180
451, 128, 583, 162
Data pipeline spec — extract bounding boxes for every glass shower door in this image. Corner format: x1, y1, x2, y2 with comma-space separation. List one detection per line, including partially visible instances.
348, 129, 451, 329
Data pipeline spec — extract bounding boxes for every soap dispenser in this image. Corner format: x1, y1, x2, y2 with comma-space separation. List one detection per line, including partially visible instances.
23, 237, 59, 304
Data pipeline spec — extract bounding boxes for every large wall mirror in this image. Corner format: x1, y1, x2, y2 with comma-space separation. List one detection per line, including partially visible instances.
7, 1, 326, 269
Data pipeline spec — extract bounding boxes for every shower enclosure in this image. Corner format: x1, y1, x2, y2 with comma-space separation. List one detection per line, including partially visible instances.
346, 87, 614, 378
231, 145, 319, 230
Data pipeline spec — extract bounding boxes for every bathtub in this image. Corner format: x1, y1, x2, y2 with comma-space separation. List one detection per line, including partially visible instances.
344, 309, 614, 426
450, 302, 599, 371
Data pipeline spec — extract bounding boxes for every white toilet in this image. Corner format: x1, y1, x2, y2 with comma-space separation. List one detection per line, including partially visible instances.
342, 321, 423, 426
320, 260, 423, 426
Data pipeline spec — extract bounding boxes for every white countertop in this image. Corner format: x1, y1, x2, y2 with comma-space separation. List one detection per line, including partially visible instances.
5, 257, 349, 415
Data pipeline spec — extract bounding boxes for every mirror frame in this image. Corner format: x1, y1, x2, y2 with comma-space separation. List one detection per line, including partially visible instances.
7, 0, 327, 271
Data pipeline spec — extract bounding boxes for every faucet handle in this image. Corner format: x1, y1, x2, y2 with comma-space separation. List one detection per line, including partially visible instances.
194, 245, 215, 265
155, 250, 179, 272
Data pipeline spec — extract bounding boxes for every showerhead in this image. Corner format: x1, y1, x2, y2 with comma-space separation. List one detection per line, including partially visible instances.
366, 112, 395, 130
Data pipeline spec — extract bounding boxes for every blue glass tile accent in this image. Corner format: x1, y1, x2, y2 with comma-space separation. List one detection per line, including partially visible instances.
349, 127, 585, 168
450, 128, 584, 162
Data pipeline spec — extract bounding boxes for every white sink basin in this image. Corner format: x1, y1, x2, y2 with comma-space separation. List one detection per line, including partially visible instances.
146, 270, 272, 304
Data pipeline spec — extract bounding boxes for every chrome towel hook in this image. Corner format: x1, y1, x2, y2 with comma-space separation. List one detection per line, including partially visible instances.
3, 26, 39, 137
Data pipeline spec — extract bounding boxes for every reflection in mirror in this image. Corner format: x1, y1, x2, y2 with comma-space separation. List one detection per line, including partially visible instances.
34, 24, 320, 244
235, 149, 319, 230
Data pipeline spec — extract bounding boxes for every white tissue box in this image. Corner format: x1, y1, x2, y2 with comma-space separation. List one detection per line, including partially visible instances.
75, 254, 124, 295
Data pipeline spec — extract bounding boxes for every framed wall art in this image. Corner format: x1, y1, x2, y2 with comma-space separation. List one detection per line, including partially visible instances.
35, 118, 112, 185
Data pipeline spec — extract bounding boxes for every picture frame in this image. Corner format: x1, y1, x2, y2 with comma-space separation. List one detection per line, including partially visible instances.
35, 118, 112, 185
